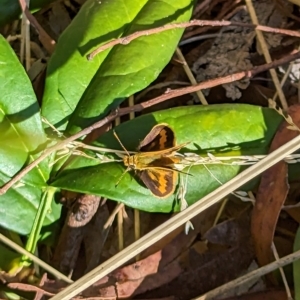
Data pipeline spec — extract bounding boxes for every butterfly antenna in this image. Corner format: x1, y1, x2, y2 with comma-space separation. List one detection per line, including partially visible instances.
113, 130, 130, 156
115, 167, 130, 187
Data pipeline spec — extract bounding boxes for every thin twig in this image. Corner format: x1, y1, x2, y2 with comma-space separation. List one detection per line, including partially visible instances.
136, 81, 189, 101
104, 203, 124, 229
87, 20, 300, 60
271, 243, 292, 300
184, 5, 247, 39
175, 47, 207, 105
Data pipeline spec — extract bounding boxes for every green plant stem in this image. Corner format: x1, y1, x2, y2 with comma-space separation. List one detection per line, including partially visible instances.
24, 187, 56, 256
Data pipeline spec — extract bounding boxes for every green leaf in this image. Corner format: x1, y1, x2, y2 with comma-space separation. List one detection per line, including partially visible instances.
41, 0, 194, 132
0, 242, 22, 272
0, 180, 54, 235
0, 35, 60, 234
0, 35, 48, 183
51, 104, 283, 212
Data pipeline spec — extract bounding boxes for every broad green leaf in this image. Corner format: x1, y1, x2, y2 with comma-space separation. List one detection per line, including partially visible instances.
52, 104, 283, 212
0, 35, 60, 234
0, 176, 60, 235
0, 35, 48, 184
41, 0, 194, 132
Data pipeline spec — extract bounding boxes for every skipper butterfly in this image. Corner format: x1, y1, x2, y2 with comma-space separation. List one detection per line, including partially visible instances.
114, 124, 188, 198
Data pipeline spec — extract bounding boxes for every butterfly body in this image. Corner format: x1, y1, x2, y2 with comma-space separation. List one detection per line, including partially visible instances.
123, 146, 183, 170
